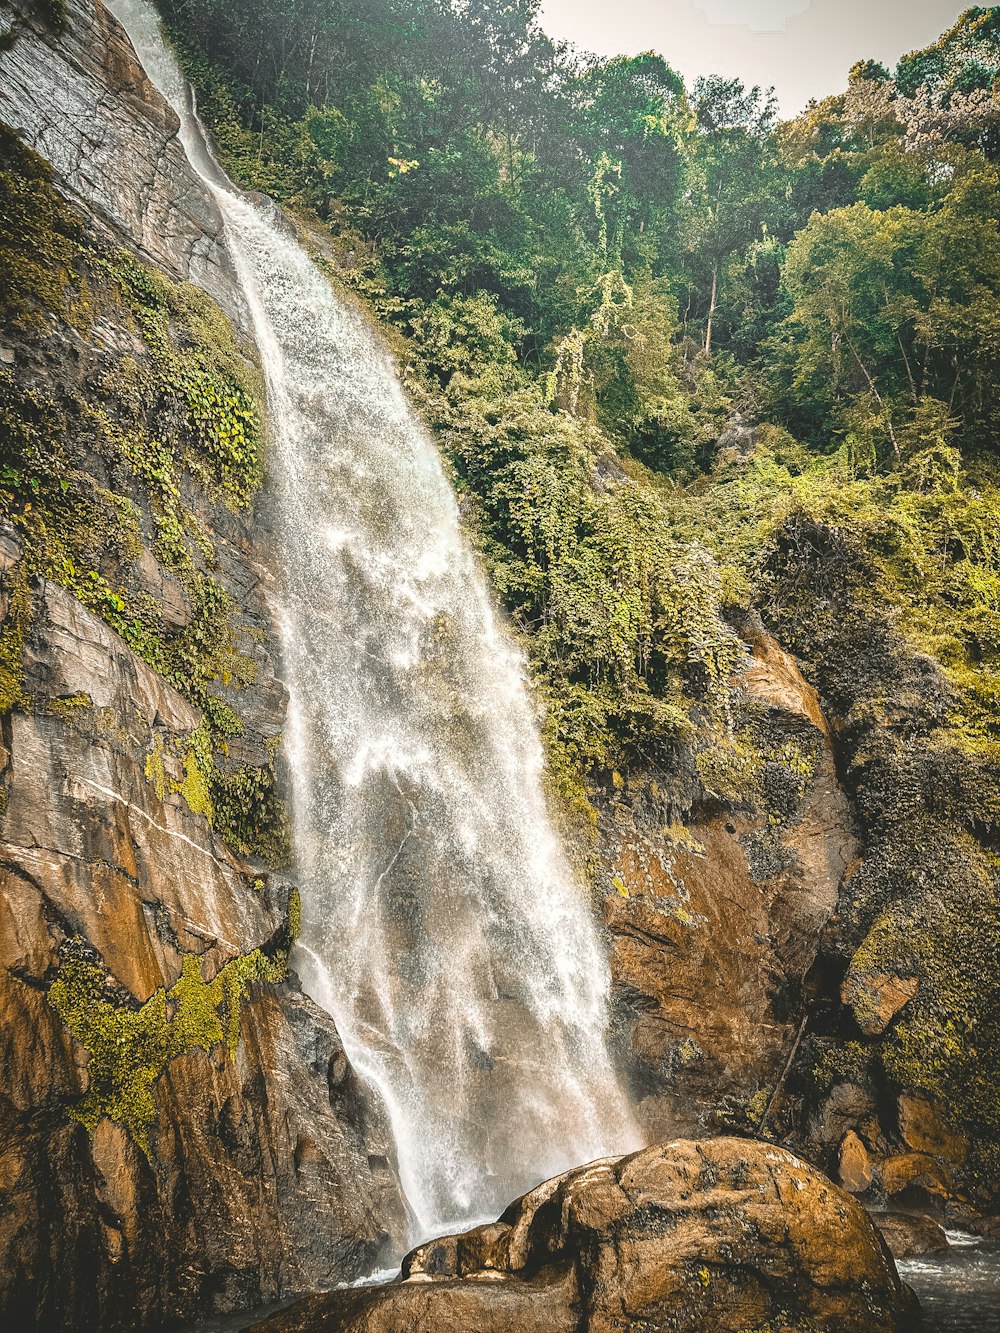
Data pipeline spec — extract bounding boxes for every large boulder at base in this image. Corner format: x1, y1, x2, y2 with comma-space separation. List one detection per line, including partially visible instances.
252, 1137, 918, 1333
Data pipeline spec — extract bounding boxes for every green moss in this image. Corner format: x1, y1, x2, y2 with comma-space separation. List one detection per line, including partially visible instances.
47, 898, 299, 1155
145, 723, 216, 820
39, 691, 93, 721
0, 123, 86, 332
210, 759, 291, 866
98, 247, 264, 510
176, 721, 214, 820
144, 734, 167, 800
0, 561, 31, 712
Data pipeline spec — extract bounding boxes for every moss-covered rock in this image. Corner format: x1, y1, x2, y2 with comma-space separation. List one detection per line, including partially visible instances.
0, 119, 287, 867
47, 894, 299, 1154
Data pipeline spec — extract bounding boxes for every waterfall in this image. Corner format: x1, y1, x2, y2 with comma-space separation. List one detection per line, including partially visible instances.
107, 0, 639, 1241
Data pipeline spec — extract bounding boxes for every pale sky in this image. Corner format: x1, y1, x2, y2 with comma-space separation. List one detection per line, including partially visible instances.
539, 0, 969, 115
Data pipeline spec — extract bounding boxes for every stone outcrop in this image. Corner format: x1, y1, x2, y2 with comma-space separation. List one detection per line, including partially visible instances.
841, 969, 920, 1036
839, 1129, 874, 1194
873, 1212, 950, 1261
0, 574, 407, 1330
253, 1138, 917, 1333
0, 0, 241, 319
602, 619, 857, 1140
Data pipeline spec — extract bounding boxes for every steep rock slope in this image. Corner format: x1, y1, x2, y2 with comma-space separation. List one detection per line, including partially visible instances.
0, 0, 238, 317
0, 574, 402, 1328
602, 620, 857, 1140
0, 1, 406, 1327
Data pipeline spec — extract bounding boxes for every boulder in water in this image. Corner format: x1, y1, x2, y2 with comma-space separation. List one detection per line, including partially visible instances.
252, 1137, 918, 1332
873, 1211, 950, 1260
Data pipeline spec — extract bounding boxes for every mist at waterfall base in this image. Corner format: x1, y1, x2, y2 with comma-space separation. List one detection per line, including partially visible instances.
107, 0, 640, 1246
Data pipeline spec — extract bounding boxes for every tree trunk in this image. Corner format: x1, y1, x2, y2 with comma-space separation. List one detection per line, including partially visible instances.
704, 263, 718, 355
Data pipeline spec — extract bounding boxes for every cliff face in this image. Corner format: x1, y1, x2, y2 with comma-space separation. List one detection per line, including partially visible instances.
602, 620, 857, 1141
0, 1, 406, 1327
0, 577, 403, 1329
594, 543, 1000, 1234
0, 0, 239, 317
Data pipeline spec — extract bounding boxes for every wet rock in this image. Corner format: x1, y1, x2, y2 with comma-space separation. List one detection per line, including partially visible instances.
898, 1095, 967, 1165
0, 581, 407, 1330
881, 1151, 952, 1201
813, 1082, 879, 1145
0, 0, 243, 321
135, 549, 192, 630
741, 622, 831, 736
873, 1212, 950, 1260
252, 1138, 917, 1333
602, 626, 857, 1139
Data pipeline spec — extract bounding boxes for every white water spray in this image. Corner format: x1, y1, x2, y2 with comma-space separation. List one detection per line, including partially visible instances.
108, 0, 639, 1240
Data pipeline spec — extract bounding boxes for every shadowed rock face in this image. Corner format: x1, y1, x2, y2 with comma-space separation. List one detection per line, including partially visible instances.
253, 1137, 918, 1333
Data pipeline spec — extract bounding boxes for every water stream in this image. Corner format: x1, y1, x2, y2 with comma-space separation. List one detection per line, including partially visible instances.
107, 0, 639, 1243
899, 1233, 1000, 1331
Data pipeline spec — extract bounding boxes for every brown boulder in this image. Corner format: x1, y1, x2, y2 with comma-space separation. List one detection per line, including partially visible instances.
898, 1095, 967, 1165
873, 1212, 950, 1260
839, 1129, 874, 1194
881, 1152, 952, 1200
253, 1138, 916, 1333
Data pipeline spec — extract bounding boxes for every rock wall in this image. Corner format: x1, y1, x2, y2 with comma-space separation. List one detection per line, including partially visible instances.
0, 0, 240, 320
0, 1, 407, 1328
598, 595, 998, 1234
601, 618, 857, 1141
0, 575, 404, 1330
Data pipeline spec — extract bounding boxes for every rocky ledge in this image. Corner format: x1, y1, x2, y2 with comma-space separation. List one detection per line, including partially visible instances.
254, 1137, 918, 1333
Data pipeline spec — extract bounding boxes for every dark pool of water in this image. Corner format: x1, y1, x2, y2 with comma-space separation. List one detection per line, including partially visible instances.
899, 1232, 1000, 1331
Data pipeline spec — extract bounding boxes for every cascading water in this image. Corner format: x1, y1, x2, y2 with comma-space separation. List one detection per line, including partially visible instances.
108, 0, 640, 1241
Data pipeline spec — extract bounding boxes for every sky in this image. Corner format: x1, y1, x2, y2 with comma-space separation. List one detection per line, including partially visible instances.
538, 0, 969, 115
